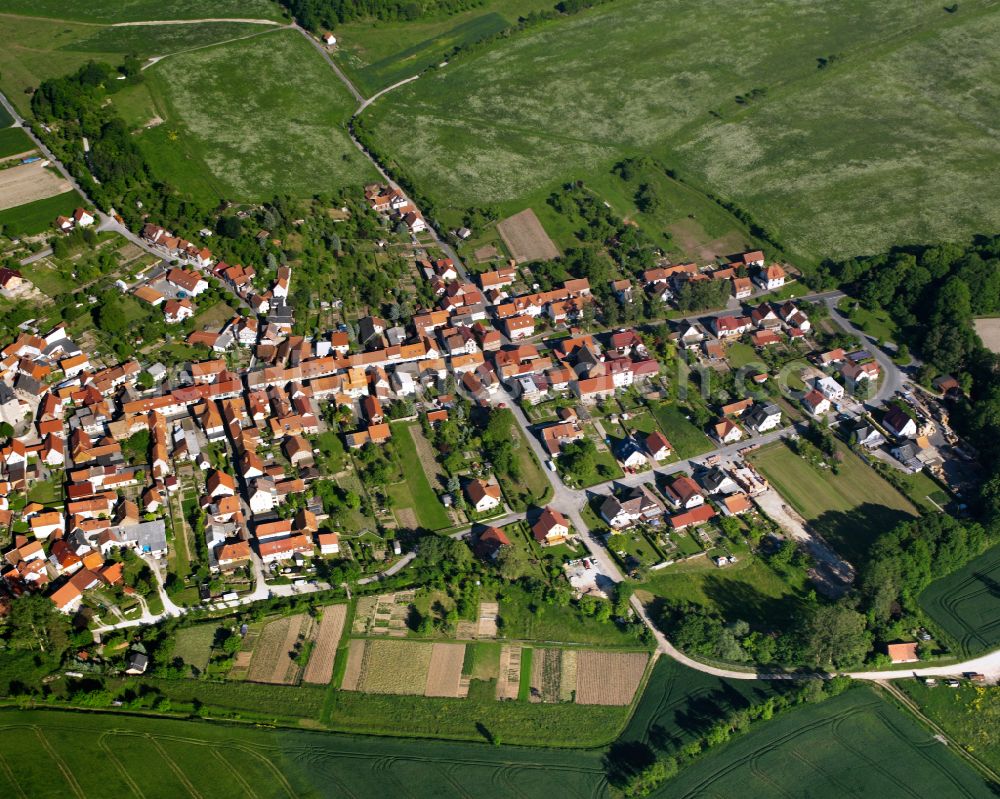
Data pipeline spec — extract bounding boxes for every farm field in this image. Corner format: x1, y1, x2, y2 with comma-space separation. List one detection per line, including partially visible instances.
0, 708, 609, 798
657, 685, 994, 798
362, 0, 1000, 265
750, 440, 918, 565
302, 604, 348, 684
0, 189, 79, 235
496, 208, 560, 263
127, 30, 375, 203
0, 161, 71, 211
919, 543, 1000, 657
246, 613, 313, 685
0, 0, 287, 23
0, 126, 33, 158
899, 680, 1000, 775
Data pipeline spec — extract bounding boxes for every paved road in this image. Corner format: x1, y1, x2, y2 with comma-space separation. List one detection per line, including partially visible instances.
19, 247, 52, 266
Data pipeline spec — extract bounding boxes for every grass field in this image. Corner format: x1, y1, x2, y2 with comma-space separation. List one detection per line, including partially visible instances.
657, 685, 994, 797
639, 556, 805, 632
750, 440, 918, 564
919, 543, 1000, 657
649, 403, 714, 459
387, 422, 450, 530
129, 29, 375, 203
0, 0, 287, 23
0, 189, 79, 235
363, 0, 1000, 265
899, 680, 1000, 775
0, 126, 33, 158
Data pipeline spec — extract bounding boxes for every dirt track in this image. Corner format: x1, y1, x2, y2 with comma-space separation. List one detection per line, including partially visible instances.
0, 161, 71, 211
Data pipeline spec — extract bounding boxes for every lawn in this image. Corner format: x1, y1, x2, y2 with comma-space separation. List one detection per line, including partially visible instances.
639, 555, 805, 631
0, 190, 80, 235
0, 126, 33, 158
838, 298, 899, 344
387, 421, 450, 531
362, 0, 1000, 266
171, 623, 219, 672
649, 402, 714, 459
659, 685, 993, 798
898, 680, 1000, 775
725, 341, 760, 369
750, 440, 918, 565
919, 543, 1000, 657
129, 29, 376, 203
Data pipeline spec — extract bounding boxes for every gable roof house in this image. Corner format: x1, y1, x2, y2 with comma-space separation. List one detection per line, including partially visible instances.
599, 484, 665, 529
465, 479, 502, 513
802, 389, 831, 416
883, 406, 918, 439
644, 430, 672, 461
745, 402, 782, 433
664, 475, 705, 510
532, 507, 569, 545
475, 526, 512, 561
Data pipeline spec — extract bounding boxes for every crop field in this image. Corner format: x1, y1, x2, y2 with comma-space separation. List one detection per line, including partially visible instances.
575, 651, 648, 706
530, 648, 575, 703
364, 0, 1000, 265
496, 208, 560, 263
0, 189, 79, 235
132, 30, 375, 203
0, 709, 610, 798
424, 642, 468, 697
750, 440, 917, 564
659, 686, 994, 798
246, 613, 313, 685
0, 161, 71, 211
919, 543, 1000, 656
343, 639, 435, 695
496, 644, 523, 699
302, 603, 348, 684
0, 126, 33, 158
0, 0, 287, 23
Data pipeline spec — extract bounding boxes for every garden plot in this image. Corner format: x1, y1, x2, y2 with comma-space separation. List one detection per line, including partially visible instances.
496, 209, 560, 263
424, 643, 468, 698
302, 604, 347, 685
352, 591, 414, 636
477, 601, 499, 638
574, 651, 648, 706
245, 613, 313, 685
496, 645, 523, 700
529, 648, 577, 703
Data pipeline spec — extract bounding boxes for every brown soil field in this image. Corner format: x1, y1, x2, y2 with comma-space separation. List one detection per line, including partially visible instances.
497, 208, 560, 263
574, 651, 648, 706
474, 244, 499, 262
302, 604, 348, 684
530, 648, 565, 703
341, 639, 366, 690
477, 601, 499, 638
246, 614, 307, 685
496, 645, 522, 700
423, 643, 467, 697
974, 318, 1000, 354
0, 161, 72, 211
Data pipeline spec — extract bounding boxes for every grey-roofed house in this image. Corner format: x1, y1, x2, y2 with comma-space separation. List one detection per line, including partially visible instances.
745, 402, 782, 433
115, 519, 168, 557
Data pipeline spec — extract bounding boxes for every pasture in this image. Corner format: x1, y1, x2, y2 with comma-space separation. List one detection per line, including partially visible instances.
657, 686, 994, 798
363, 0, 1000, 265
919, 543, 1000, 657
131, 30, 375, 203
750, 440, 918, 564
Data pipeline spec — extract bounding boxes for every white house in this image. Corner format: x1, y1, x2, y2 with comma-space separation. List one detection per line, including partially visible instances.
815, 376, 845, 402
745, 402, 782, 433
757, 264, 786, 291
883, 406, 918, 439
466, 479, 502, 513
803, 389, 831, 416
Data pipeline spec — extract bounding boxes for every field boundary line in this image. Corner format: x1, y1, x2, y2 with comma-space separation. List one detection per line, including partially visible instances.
211, 748, 258, 798
33, 726, 86, 799
98, 731, 146, 799
0, 750, 27, 799
146, 735, 203, 799
878, 681, 1000, 787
